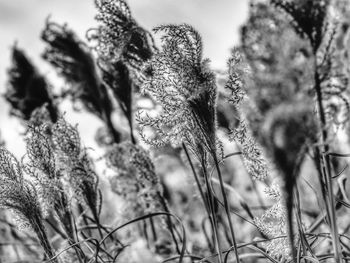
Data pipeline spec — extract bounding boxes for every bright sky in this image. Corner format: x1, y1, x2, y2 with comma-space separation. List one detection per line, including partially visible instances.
0, 0, 249, 155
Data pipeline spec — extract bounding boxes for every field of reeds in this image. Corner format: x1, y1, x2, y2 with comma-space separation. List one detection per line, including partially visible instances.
1, 0, 350, 262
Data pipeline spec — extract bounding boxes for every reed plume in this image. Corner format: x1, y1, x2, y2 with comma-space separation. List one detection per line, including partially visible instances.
42, 20, 121, 143
0, 147, 56, 261
5, 46, 58, 122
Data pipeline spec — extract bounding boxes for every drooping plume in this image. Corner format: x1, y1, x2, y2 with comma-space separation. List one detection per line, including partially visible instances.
5, 46, 58, 122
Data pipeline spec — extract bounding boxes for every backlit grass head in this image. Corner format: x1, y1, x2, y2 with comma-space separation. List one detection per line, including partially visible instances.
137, 24, 218, 161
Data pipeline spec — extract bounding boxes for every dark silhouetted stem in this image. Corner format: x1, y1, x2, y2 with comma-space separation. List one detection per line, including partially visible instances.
104, 111, 121, 143
314, 65, 342, 263
158, 191, 181, 254
213, 154, 240, 263
31, 216, 56, 262
202, 159, 223, 263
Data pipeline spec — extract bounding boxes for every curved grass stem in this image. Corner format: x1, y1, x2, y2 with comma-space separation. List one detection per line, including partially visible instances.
212, 154, 240, 263
314, 68, 342, 263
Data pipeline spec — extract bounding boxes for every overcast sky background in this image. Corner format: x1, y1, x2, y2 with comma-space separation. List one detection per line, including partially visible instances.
0, 0, 249, 156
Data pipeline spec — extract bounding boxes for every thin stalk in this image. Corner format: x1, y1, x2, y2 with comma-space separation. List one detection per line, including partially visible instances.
83, 185, 104, 243
119, 100, 136, 144
314, 67, 342, 263
47, 216, 85, 262
60, 212, 85, 263
78, 204, 92, 237
201, 217, 215, 252
45, 218, 68, 240
182, 143, 211, 222
103, 111, 121, 143
126, 114, 136, 144
212, 154, 240, 262
70, 214, 86, 263
67, 239, 85, 263
90, 209, 105, 243
143, 220, 150, 247
202, 160, 224, 263
217, 215, 235, 247
182, 143, 217, 252
82, 215, 122, 245
149, 217, 157, 241
313, 149, 330, 219
158, 191, 181, 254
32, 216, 56, 262
79, 231, 114, 261
285, 189, 297, 262
293, 187, 316, 259
54, 203, 85, 262
120, 94, 136, 144
80, 204, 106, 250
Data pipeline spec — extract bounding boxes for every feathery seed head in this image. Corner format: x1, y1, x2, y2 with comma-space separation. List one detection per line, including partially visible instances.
254, 183, 291, 261
42, 20, 111, 120
91, 0, 154, 69
106, 142, 160, 188
138, 24, 218, 159
0, 147, 44, 232
226, 48, 248, 105
0, 150, 56, 261
5, 46, 58, 122
42, 20, 95, 85
52, 117, 100, 216
52, 117, 81, 158
231, 120, 269, 180
262, 100, 318, 181
106, 142, 163, 216
24, 124, 66, 218
271, 0, 330, 51
29, 104, 55, 127
25, 124, 56, 180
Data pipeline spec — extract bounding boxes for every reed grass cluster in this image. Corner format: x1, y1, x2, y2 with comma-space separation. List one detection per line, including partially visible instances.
1, 0, 350, 262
